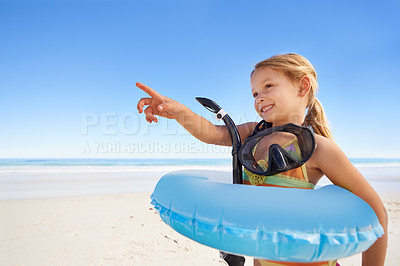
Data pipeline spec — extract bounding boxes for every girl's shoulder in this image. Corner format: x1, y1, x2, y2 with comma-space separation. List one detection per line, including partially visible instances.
314, 133, 335, 147
312, 134, 349, 170
313, 134, 339, 158
314, 134, 339, 152
237, 122, 259, 143
306, 134, 347, 184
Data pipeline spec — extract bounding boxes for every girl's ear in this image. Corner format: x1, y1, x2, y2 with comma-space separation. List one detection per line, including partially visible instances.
298, 76, 311, 97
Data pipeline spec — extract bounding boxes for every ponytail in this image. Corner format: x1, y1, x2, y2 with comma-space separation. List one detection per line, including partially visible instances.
304, 99, 334, 141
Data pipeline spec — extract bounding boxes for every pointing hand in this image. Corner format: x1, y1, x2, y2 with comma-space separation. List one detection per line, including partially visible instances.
136, 82, 182, 123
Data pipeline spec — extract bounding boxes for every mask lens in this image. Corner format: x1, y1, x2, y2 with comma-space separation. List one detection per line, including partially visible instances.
238, 123, 315, 176
252, 132, 301, 170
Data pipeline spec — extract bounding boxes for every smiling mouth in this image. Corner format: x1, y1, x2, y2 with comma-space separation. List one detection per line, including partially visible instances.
261, 105, 274, 114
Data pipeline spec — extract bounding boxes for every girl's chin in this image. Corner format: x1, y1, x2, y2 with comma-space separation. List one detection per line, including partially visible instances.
260, 114, 273, 122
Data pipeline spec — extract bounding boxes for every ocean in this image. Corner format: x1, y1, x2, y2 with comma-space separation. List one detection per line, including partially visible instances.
0, 158, 232, 168
0, 158, 399, 200
1, 158, 400, 168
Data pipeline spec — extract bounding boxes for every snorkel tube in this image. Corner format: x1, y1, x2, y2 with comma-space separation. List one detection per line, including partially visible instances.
196, 97, 242, 184
196, 97, 245, 266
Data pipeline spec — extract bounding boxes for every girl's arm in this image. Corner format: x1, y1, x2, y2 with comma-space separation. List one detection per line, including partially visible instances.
136, 82, 257, 146
314, 136, 388, 266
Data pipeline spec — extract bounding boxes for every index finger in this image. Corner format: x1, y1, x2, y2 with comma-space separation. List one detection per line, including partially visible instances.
136, 82, 162, 98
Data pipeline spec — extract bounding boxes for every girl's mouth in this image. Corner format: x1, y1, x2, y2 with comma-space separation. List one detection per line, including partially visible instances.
261, 104, 274, 114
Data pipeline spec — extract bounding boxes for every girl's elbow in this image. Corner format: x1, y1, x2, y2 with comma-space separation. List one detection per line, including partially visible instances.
208, 126, 232, 146
199, 135, 231, 146
209, 138, 232, 146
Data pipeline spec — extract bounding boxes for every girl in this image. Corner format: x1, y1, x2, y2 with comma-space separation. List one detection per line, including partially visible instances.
136, 53, 388, 266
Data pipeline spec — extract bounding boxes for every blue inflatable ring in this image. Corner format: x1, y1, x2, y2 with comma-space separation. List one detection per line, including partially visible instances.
151, 170, 384, 262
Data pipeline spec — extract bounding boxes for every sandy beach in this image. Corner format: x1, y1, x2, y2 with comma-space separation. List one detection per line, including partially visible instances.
1, 164, 399, 265
0, 193, 230, 265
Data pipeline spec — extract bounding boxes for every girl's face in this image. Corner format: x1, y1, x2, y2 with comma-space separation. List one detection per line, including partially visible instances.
251, 67, 306, 126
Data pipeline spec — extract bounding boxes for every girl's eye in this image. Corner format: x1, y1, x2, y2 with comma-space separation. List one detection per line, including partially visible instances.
265, 84, 272, 89
253, 92, 258, 98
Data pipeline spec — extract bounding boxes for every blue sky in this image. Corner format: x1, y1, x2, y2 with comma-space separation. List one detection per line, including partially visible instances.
0, 0, 399, 158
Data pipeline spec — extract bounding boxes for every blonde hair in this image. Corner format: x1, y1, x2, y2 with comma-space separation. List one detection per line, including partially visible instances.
253, 53, 334, 140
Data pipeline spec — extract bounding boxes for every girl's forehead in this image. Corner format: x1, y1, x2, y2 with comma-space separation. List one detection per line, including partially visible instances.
251, 67, 287, 84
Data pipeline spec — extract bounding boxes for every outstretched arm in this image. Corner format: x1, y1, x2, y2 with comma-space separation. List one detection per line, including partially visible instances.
315, 136, 388, 266
136, 82, 256, 146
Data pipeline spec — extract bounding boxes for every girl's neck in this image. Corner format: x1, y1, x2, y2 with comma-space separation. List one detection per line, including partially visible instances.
269, 116, 305, 127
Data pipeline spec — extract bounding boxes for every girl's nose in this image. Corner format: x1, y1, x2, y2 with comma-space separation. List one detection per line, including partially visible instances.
256, 96, 264, 104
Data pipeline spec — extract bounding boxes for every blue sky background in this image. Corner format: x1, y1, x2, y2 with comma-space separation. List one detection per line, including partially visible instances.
0, 0, 399, 159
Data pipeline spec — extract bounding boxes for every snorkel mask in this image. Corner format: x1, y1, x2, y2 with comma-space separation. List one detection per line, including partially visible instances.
238, 123, 316, 176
